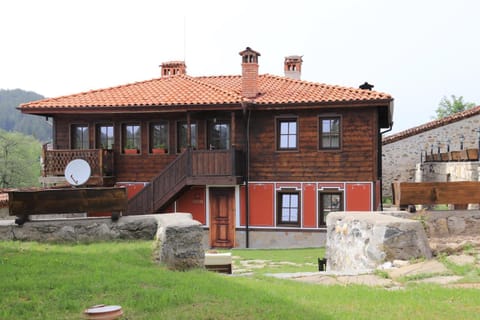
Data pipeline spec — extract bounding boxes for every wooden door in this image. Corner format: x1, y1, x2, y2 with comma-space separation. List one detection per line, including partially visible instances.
209, 187, 235, 248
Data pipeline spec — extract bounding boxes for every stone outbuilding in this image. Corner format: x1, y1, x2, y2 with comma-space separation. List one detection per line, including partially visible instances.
382, 106, 480, 199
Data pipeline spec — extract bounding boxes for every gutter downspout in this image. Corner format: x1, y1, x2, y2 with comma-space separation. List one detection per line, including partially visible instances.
242, 101, 251, 248
379, 121, 393, 211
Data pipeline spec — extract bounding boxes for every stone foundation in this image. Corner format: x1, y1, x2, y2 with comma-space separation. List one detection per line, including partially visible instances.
326, 212, 432, 273
234, 229, 326, 248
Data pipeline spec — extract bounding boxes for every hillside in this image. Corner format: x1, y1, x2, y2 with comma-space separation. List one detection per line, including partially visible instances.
0, 89, 52, 142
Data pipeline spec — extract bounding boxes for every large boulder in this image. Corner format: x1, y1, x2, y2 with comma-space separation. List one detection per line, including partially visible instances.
152, 213, 204, 271
326, 212, 432, 273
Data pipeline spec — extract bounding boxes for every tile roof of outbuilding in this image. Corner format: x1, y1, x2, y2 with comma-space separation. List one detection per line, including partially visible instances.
20, 74, 392, 112
383, 105, 480, 145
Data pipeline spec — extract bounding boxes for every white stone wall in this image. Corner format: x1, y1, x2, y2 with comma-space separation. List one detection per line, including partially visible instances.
382, 114, 480, 198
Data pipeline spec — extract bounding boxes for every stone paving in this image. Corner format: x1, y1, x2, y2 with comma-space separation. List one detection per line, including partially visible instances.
233, 242, 480, 289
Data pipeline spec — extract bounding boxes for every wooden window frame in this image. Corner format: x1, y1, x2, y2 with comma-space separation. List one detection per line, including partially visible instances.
95, 123, 114, 150
207, 119, 230, 150
122, 123, 141, 154
149, 121, 169, 154
318, 190, 343, 227
70, 124, 89, 150
319, 116, 341, 150
276, 190, 301, 227
276, 116, 298, 151
176, 121, 198, 153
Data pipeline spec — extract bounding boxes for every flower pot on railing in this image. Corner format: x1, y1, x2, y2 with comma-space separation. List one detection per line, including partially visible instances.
466, 148, 479, 160
425, 154, 433, 162
152, 148, 168, 154
440, 153, 449, 161
124, 148, 139, 155
448, 151, 461, 161
433, 154, 441, 161
460, 150, 469, 161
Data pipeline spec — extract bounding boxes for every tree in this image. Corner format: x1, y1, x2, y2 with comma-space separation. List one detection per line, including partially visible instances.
435, 95, 476, 119
0, 130, 41, 188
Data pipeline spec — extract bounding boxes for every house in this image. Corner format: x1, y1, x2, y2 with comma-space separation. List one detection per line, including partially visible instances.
19, 47, 394, 248
382, 106, 480, 200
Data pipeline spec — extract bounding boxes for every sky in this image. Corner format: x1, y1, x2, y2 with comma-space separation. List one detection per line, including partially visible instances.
1, 0, 479, 134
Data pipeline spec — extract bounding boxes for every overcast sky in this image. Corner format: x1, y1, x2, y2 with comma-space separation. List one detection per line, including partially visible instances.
1, 0, 479, 134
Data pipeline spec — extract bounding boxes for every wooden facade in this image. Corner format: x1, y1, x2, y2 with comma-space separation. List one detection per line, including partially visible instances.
20, 47, 393, 248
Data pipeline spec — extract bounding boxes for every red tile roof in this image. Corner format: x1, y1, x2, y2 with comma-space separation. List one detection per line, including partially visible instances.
20, 74, 392, 113
383, 105, 480, 145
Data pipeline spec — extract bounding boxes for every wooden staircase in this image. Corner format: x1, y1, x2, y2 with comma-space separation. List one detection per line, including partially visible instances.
126, 148, 244, 215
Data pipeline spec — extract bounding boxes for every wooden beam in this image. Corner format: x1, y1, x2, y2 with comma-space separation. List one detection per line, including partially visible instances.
392, 181, 480, 206
8, 187, 127, 216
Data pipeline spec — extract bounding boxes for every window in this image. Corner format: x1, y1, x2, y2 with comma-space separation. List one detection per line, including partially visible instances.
71, 124, 89, 149
96, 124, 114, 149
122, 123, 141, 154
150, 121, 169, 153
277, 118, 297, 150
208, 120, 230, 150
319, 192, 343, 226
277, 191, 300, 226
319, 117, 341, 149
177, 121, 197, 153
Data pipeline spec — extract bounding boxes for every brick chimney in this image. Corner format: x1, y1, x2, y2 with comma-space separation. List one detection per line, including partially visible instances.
239, 47, 261, 99
160, 61, 187, 77
284, 55, 302, 80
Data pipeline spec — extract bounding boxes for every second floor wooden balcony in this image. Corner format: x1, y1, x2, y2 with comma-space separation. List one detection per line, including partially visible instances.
41, 146, 115, 187
40, 145, 245, 191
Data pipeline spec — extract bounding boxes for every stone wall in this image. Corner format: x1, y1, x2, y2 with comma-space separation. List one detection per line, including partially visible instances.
382, 113, 480, 198
416, 162, 480, 183
0, 216, 158, 242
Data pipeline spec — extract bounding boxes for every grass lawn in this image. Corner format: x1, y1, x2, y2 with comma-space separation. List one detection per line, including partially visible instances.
1, 241, 480, 319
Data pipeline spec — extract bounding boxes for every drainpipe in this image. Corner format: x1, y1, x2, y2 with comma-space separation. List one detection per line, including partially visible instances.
242, 101, 251, 248
379, 121, 393, 211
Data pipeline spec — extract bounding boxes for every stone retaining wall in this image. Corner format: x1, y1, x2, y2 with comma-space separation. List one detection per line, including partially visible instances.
0, 216, 158, 242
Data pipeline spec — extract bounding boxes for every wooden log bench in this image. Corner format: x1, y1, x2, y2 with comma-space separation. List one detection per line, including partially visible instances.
8, 187, 127, 225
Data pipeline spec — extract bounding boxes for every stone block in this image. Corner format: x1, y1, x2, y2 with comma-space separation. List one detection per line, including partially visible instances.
152, 213, 204, 271
326, 212, 432, 273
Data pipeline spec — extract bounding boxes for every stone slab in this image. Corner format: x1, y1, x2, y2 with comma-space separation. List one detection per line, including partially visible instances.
387, 260, 449, 280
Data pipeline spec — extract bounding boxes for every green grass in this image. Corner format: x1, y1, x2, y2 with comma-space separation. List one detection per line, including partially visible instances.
1, 241, 480, 319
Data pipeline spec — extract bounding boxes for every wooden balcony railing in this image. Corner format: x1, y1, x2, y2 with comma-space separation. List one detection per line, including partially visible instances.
42, 146, 114, 178
127, 148, 244, 215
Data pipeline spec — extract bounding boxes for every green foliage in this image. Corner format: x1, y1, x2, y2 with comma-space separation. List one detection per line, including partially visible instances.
435, 94, 476, 119
0, 129, 41, 188
0, 89, 52, 142
1, 242, 480, 320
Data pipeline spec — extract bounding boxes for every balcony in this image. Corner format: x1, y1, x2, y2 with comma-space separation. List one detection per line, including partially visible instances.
41, 146, 115, 187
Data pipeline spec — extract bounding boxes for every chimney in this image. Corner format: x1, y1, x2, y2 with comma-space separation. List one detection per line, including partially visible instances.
359, 82, 374, 91
284, 55, 303, 80
239, 47, 261, 99
160, 61, 187, 77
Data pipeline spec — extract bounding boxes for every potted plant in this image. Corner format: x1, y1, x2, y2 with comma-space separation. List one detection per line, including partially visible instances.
152, 143, 168, 154
124, 142, 139, 154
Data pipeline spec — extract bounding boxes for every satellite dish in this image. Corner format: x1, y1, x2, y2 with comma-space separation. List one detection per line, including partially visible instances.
64, 159, 91, 186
